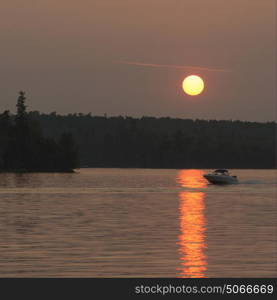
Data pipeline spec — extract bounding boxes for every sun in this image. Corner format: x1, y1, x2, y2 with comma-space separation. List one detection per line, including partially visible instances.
182, 75, 204, 96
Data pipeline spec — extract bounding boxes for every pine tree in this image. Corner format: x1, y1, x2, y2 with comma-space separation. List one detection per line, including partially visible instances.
15, 91, 27, 125
1, 92, 79, 172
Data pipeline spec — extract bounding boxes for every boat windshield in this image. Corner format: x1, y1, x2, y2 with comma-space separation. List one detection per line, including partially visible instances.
214, 169, 229, 174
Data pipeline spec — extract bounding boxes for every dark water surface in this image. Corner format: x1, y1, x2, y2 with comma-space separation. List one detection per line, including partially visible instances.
0, 169, 276, 277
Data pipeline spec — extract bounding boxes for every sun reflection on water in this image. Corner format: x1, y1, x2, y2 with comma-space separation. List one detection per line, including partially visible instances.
176, 170, 207, 278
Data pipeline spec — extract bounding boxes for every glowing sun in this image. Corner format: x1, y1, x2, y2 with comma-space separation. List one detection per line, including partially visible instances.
182, 75, 204, 96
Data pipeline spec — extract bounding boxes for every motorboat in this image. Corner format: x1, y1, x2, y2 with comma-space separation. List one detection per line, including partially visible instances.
203, 169, 238, 184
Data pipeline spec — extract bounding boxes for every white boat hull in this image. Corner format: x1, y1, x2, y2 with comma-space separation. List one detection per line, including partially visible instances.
203, 174, 238, 184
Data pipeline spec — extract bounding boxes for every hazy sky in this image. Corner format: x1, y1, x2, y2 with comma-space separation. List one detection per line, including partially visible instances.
0, 0, 276, 121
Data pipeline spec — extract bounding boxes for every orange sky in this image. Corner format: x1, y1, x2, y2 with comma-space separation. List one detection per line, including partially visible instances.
0, 0, 275, 121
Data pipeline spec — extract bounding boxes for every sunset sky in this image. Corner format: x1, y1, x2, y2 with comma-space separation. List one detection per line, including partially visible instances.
0, 0, 276, 121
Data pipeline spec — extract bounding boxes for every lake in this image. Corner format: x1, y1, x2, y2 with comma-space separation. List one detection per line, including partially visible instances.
0, 168, 276, 277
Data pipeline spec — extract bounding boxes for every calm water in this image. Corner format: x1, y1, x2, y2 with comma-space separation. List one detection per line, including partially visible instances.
0, 169, 276, 277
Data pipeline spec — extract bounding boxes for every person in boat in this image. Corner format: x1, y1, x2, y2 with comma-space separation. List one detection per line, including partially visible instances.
213, 169, 237, 178
214, 169, 229, 174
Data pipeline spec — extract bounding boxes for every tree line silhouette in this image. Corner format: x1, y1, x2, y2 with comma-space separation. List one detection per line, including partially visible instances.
1, 93, 276, 171
0, 92, 79, 172
29, 110, 275, 169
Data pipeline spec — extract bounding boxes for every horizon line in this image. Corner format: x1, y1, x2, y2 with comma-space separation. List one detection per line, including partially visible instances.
13, 111, 273, 123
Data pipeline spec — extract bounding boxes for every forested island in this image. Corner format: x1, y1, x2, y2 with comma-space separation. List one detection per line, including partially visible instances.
28, 109, 276, 169
0, 92, 276, 171
0, 92, 79, 172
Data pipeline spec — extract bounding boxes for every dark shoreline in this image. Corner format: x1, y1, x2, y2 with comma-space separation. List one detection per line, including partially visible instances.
79, 166, 276, 170
1, 166, 275, 174
0, 169, 75, 173
31, 114, 275, 170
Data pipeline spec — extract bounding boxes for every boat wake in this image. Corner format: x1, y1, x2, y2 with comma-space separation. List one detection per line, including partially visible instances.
239, 180, 276, 185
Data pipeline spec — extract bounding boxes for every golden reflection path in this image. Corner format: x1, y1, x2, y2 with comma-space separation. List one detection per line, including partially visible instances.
176, 170, 207, 278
